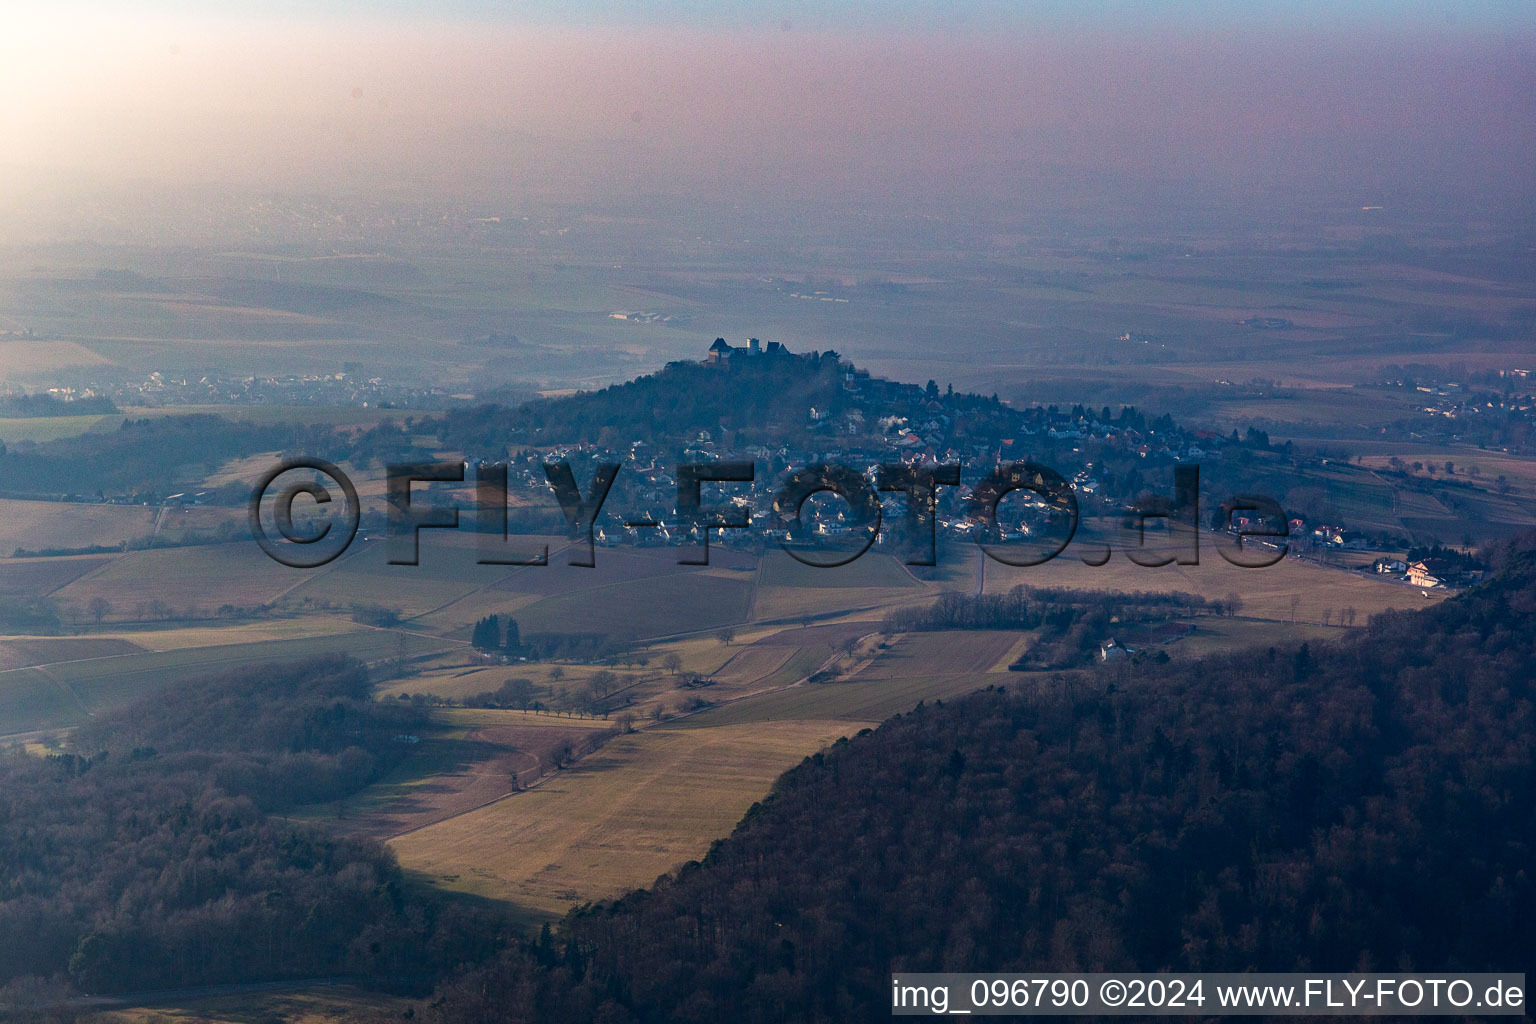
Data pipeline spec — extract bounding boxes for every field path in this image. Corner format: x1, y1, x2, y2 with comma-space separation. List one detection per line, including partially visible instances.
34, 665, 94, 719
264, 528, 382, 606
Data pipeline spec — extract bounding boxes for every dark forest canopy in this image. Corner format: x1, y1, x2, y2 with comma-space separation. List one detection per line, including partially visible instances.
420, 543, 1536, 1024
0, 658, 507, 1003
884, 585, 1222, 632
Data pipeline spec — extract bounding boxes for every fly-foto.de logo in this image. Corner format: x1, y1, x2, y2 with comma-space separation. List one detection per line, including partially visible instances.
249, 458, 1289, 571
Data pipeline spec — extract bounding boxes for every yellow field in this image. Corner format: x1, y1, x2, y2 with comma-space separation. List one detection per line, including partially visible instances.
647, 628, 783, 675
388, 718, 865, 920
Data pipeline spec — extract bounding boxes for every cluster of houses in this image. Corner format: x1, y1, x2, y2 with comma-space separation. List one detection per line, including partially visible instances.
503, 340, 1417, 555
1376, 373, 1535, 424
509, 340, 1153, 546
58, 370, 453, 410
1306, 523, 1371, 550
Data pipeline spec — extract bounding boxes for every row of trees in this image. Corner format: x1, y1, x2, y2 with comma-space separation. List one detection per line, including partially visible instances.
471, 614, 522, 652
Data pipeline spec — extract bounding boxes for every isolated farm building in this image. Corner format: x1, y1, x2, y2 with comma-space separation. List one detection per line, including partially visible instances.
1099, 638, 1134, 662
1408, 558, 1458, 589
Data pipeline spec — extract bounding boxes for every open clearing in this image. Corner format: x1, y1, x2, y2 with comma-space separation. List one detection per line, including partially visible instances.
388, 718, 863, 920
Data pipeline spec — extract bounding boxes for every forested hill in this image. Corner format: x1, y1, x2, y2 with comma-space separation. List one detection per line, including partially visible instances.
0, 659, 504, 1002
435, 344, 1025, 452
424, 543, 1536, 1024
440, 347, 852, 449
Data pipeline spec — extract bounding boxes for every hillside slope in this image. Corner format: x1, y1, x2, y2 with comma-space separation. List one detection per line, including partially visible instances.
425, 546, 1536, 1023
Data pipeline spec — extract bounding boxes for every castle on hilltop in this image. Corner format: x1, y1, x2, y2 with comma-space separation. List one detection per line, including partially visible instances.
705, 337, 788, 363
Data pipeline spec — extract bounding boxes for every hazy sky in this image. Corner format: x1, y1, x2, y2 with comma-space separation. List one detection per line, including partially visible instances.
2, 1, 1532, 234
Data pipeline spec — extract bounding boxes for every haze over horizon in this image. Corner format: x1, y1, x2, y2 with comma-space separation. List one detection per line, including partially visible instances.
3, 0, 1533, 244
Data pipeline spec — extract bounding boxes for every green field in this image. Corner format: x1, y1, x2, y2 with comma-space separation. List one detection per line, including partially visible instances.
0, 414, 111, 442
